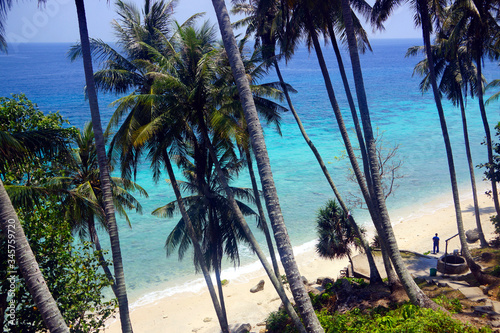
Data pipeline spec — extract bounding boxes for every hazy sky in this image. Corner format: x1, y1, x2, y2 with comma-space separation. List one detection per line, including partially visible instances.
4, 0, 422, 44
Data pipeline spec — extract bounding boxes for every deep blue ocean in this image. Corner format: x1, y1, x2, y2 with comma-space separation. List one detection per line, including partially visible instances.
1, 39, 499, 305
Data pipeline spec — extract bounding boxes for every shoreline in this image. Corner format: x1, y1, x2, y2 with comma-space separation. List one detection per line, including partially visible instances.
104, 186, 497, 333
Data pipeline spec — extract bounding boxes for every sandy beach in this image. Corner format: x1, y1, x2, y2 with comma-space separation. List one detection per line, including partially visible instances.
104, 188, 498, 333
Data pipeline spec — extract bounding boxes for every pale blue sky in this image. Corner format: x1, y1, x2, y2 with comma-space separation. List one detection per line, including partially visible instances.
4, 0, 422, 44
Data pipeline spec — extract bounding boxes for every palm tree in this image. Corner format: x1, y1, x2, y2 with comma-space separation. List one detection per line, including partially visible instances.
0, 128, 70, 332
322, 0, 374, 192
337, 0, 441, 308
53, 122, 147, 296
283, 0, 405, 289
162, 155, 231, 332
68, 0, 180, 97
211, 0, 324, 331
0, 180, 69, 333
105, 20, 293, 332
156, 23, 305, 331
232, 0, 383, 285
0, 0, 133, 329
155, 137, 257, 324
316, 200, 364, 272
372, 0, 494, 286
68, 0, 185, 184
0, 96, 71, 332
74, 1, 133, 331
407, 39, 488, 247
214, 37, 291, 280
446, 0, 500, 216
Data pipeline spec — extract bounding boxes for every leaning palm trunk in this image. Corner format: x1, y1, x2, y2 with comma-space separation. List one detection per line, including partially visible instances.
211, 1, 323, 331
326, 22, 373, 193
88, 216, 119, 296
476, 54, 500, 217
305, 14, 401, 289
458, 93, 488, 247
0, 179, 69, 333
339, 0, 439, 308
415, 0, 496, 286
379, 240, 399, 286
328, 27, 396, 285
273, 59, 382, 284
163, 156, 229, 333
309, 26, 399, 288
213, 251, 228, 325
245, 149, 281, 278
202, 129, 306, 333
74, 1, 133, 331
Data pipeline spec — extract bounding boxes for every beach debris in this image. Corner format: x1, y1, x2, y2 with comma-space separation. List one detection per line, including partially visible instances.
203, 317, 212, 322
234, 323, 251, 333
301, 276, 309, 285
466, 229, 480, 243
250, 280, 265, 293
269, 297, 280, 302
256, 322, 266, 326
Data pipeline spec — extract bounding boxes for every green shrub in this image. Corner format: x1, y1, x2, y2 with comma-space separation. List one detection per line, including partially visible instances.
1, 204, 116, 332
333, 277, 368, 289
266, 308, 297, 333
266, 301, 490, 333
433, 295, 463, 313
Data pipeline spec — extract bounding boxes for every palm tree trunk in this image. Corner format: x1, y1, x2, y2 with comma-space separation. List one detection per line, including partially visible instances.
305, 13, 400, 288
458, 93, 488, 247
245, 149, 281, 278
326, 21, 373, 194
214, 261, 228, 326
416, 0, 496, 285
209, 209, 229, 325
273, 59, 382, 284
163, 156, 229, 333
74, 1, 133, 331
202, 129, 306, 333
476, 53, 500, 217
379, 240, 399, 286
88, 215, 119, 296
347, 253, 354, 276
340, 0, 438, 308
211, 1, 322, 331
0, 179, 69, 333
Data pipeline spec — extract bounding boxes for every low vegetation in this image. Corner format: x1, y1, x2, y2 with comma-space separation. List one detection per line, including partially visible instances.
266, 278, 492, 332
265, 246, 500, 332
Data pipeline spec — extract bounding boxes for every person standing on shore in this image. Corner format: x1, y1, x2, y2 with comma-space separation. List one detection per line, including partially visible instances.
433, 233, 440, 254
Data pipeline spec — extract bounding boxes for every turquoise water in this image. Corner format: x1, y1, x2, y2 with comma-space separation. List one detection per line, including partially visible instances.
1, 40, 499, 305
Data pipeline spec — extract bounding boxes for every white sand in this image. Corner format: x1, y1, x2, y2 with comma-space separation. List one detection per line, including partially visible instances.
104, 188, 498, 333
